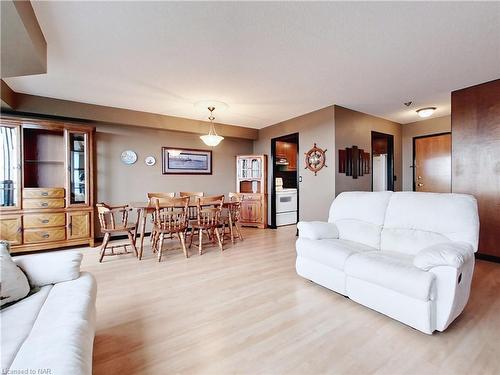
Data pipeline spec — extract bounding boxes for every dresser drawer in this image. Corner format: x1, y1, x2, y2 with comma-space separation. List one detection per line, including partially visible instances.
24, 213, 66, 228
23, 198, 65, 209
23, 188, 65, 199
24, 227, 66, 244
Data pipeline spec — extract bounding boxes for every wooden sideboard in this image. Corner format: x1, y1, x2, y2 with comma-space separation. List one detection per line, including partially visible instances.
0, 116, 95, 253
236, 154, 268, 228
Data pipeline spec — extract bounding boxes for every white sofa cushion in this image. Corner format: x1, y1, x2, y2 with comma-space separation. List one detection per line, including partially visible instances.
296, 238, 376, 271
0, 286, 52, 370
413, 242, 474, 271
329, 191, 393, 249
9, 272, 97, 375
297, 221, 339, 240
345, 251, 435, 301
14, 251, 83, 288
381, 192, 479, 255
0, 242, 30, 307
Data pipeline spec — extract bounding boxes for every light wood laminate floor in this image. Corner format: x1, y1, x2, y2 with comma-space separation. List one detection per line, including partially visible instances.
79, 226, 500, 375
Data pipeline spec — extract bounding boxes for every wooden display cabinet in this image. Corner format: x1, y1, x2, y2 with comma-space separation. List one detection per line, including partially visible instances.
0, 116, 95, 253
236, 154, 268, 228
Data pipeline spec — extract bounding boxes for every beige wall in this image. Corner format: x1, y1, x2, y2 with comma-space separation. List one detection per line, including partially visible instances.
96, 123, 253, 204
401, 115, 451, 191
334, 105, 402, 194
253, 106, 335, 222
95, 123, 253, 234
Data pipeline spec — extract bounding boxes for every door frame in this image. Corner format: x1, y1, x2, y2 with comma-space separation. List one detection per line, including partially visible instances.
412, 132, 451, 191
270, 133, 299, 229
371, 131, 395, 191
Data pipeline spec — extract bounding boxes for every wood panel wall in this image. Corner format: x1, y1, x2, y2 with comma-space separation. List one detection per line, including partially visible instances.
451, 79, 500, 257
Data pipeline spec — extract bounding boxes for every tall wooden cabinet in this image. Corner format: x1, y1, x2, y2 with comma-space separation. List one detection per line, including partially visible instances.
0, 116, 95, 253
236, 155, 268, 228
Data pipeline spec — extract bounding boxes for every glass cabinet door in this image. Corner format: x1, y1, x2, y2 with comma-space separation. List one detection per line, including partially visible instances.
0, 125, 21, 210
67, 131, 88, 205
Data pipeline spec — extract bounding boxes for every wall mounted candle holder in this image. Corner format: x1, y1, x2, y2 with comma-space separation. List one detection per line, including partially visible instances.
339, 146, 370, 179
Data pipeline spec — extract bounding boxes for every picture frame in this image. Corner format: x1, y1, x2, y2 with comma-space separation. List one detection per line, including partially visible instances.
161, 147, 212, 175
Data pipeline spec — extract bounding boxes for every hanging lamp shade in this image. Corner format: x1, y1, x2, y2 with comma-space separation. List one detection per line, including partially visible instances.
200, 106, 224, 146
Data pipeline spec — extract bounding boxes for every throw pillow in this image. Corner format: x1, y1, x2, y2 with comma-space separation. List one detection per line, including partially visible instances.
0, 241, 30, 307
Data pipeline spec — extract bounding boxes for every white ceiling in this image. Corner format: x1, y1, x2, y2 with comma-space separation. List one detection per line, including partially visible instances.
5, 1, 500, 128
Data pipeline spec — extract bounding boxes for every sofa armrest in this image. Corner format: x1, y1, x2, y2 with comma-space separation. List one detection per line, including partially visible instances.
297, 221, 339, 240
413, 242, 474, 271
13, 251, 83, 288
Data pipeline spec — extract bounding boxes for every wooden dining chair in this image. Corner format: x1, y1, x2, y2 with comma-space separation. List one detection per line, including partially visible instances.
179, 192, 204, 198
179, 191, 205, 229
221, 192, 244, 243
96, 203, 138, 262
148, 192, 176, 243
189, 195, 224, 255
151, 197, 189, 262
179, 192, 204, 218
147, 192, 176, 203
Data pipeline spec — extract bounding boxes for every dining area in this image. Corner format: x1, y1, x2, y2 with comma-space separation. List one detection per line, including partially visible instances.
96, 192, 244, 263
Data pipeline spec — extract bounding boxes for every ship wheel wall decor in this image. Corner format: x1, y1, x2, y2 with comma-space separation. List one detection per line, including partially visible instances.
304, 143, 327, 176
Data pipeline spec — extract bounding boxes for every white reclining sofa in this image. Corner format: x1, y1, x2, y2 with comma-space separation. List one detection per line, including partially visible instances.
1, 245, 97, 375
296, 191, 479, 334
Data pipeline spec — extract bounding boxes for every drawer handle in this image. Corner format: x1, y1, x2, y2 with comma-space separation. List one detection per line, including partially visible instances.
41, 219, 50, 224
42, 233, 50, 239
41, 192, 49, 196
41, 202, 49, 207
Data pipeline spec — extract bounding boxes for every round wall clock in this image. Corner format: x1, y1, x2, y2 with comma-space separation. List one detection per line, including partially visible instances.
120, 150, 137, 165
145, 156, 156, 166
305, 143, 327, 176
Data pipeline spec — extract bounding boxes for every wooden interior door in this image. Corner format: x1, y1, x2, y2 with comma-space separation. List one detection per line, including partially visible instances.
414, 133, 451, 193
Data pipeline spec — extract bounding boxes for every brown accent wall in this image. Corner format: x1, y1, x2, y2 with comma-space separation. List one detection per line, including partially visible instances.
254, 106, 335, 222
401, 115, 451, 191
1, 0, 46, 78
335, 105, 402, 195
451, 79, 500, 257
1, 79, 17, 108
3, 91, 258, 140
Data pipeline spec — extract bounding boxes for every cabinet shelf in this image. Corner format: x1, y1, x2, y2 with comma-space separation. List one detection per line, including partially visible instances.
25, 160, 64, 164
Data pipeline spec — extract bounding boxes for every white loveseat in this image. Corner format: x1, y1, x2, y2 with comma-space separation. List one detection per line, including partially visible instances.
1, 248, 97, 374
296, 191, 479, 334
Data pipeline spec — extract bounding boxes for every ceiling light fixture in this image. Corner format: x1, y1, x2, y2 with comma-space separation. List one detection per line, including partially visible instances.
416, 107, 436, 118
200, 106, 224, 147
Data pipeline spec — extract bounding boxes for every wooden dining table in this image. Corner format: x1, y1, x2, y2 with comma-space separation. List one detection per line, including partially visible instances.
129, 201, 237, 260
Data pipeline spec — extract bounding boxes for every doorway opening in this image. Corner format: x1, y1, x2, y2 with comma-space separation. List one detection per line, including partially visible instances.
371, 131, 395, 191
412, 132, 451, 192
270, 133, 299, 229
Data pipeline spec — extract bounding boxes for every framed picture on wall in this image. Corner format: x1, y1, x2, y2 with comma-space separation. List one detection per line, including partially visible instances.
161, 147, 212, 175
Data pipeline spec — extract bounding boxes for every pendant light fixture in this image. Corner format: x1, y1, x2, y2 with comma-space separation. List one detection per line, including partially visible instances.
200, 106, 224, 147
